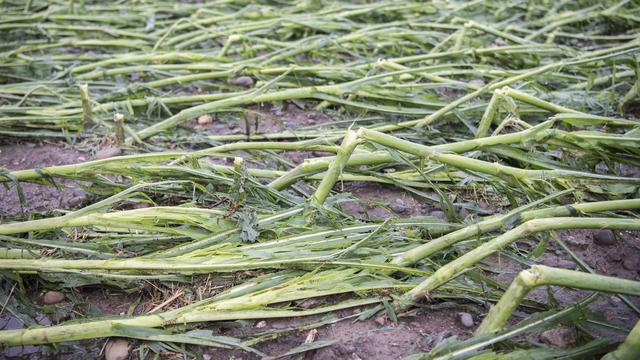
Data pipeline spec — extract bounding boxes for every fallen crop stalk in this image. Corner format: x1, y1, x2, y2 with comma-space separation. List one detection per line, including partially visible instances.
397, 218, 640, 310
476, 265, 640, 334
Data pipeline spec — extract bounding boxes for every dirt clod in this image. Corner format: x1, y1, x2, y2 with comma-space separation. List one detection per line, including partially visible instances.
232, 76, 254, 87
434, 330, 452, 346
458, 312, 474, 328
622, 257, 637, 271
543, 256, 575, 269
43, 291, 65, 305
539, 327, 577, 348
374, 316, 387, 326
105, 338, 130, 360
197, 114, 214, 125
95, 147, 122, 160
390, 198, 407, 214
594, 230, 616, 246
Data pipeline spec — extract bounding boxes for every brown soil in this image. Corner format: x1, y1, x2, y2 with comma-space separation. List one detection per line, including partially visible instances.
202, 306, 477, 360
0, 141, 88, 217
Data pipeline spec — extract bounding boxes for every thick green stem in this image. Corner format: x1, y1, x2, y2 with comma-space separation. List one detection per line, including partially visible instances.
79, 83, 92, 126
0, 297, 377, 346
360, 128, 638, 186
476, 265, 640, 334
311, 130, 360, 206
475, 89, 501, 138
392, 198, 640, 267
3, 152, 183, 182
399, 217, 640, 308
270, 121, 553, 190
0, 206, 227, 235
603, 319, 640, 360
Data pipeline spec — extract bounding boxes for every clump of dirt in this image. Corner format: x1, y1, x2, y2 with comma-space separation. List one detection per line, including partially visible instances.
0, 142, 87, 217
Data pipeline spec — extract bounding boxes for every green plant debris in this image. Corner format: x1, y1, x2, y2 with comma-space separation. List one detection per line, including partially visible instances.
0, 0, 639, 359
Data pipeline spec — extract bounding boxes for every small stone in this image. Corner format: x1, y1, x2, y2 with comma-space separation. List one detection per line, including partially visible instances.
67, 196, 84, 206
459, 207, 469, 218
390, 198, 407, 214
595, 162, 609, 174
594, 230, 616, 246
94, 147, 122, 160
35, 314, 51, 326
197, 115, 213, 125
67, 195, 86, 208
105, 339, 130, 360
430, 210, 445, 220
374, 316, 386, 326
296, 298, 319, 309
434, 330, 452, 345
539, 327, 577, 348
43, 291, 65, 305
71, 188, 86, 197
545, 256, 575, 269
231, 76, 254, 87
564, 233, 589, 247
458, 312, 474, 328
255, 320, 267, 328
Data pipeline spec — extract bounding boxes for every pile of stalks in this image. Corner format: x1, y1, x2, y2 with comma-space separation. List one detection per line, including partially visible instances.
1, 0, 640, 359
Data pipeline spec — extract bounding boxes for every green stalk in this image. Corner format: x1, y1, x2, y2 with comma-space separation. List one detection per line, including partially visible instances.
270, 121, 554, 190
78, 83, 92, 126
475, 89, 501, 138
408, 40, 638, 128
155, 206, 305, 257
399, 217, 640, 308
0, 206, 228, 236
603, 320, 640, 360
0, 296, 378, 346
392, 198, 640, 267
311, 130, 360, 206
128, 65, 467, 142
2, 152, 184, 182
476, 265, 640, 334
359, 128, 639, 186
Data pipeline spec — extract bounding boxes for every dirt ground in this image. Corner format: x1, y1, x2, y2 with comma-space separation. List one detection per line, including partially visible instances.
0, 140, 89, 216
1, 108, 639, 359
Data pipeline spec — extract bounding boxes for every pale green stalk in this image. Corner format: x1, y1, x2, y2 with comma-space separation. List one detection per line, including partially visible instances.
476, 265, 640, 334
603, 320, 640, 360
399, 218, 640, 309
